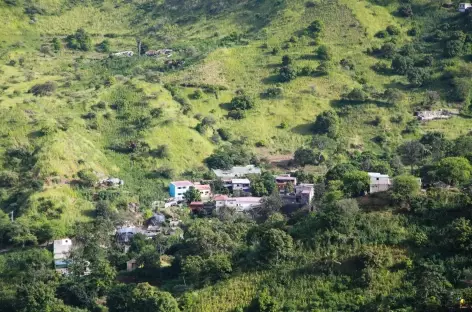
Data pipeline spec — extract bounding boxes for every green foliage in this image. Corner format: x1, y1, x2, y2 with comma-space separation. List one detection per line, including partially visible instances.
317, 45, 332, 60
66, 28, 92, 51
28, 81, 57, 96
184, 186, 202, 204
407, 67, 430, 87
306, 20, 324, 38
391, 56, 414, 75
293, 147, 324, 166
342, 170, 369, 197
312, 110, 339, 138
107, 283, 179, 312
52, 37, 62, 52
257, 228, 293, 266
345, 88, 368, 102
436, 157, 472, 186
77, 169, 97, 187
251, 172, 277, 197
391, 174, 420, 200
230, 95, 255, 110
386, 25, 400, 36
278, 66, 297, 82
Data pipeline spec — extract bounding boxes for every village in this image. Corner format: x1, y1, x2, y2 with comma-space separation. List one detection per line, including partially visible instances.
52, 165, 399, 274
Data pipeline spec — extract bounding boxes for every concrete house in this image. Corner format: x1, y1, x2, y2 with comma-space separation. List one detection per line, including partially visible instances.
169, 181, 194, 200
214, 195, 262, 212
368, 172, 391, 193
275, 174, 297, 192
459, 3, 472, 12
54, 238, 73, 274
231, 178, 251, 192
194, 184, 212, 201
295, 184, 314, 205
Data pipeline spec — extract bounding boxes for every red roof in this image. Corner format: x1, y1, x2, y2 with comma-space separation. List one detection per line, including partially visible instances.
213, 195, 229, 201
190, 201, 204, 206
194, 184, 211, 191
171, 181, 193, 187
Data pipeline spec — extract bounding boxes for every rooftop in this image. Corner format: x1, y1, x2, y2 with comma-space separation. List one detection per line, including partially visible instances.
232, 178, 251, 184
171, 180, 194, 187
229, 197, 262, 203
368, 172, 390, 178
190, 201, 204, 205
214, 195, 230, 201
213, 165, 261, 178
194, 184, 211, 190
53, 238, 73, 260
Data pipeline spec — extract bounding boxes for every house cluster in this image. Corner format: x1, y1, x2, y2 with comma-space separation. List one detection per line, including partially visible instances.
168, 165, 317, 213
415, 109, 459, 121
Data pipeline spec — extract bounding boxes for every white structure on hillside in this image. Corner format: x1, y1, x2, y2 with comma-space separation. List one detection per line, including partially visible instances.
459, 3, 472, 12
169, 181, 194, 200
54, 238, 73, 274
214, 195, 262, 212
212, 165, 261, 179
368, 172, 391, 193
295, 184, 315, 205
194, 184, 212, 201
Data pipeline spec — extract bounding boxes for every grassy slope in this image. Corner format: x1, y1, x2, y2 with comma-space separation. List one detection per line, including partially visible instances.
0, 0, 471, 236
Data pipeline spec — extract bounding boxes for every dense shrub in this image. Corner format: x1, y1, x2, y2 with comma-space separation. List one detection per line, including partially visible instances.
398, 4, 413, 17
317, 45, 332, 60
28, 81, 57, 96
386, 25, 401, 36
66, 28, 92, 51
306, 20, 324, 38
345, 88, 368, 102
375, 30, 388, 38
313, 110, 339, 138
263, 87, 283, 98
230, 95, 254, 110
279, 66, 297, 82
407, 68, 430, 87
391, 56, 414, 75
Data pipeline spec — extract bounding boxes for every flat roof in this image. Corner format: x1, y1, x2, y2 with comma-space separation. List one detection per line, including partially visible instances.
368, 172, 390, 178
232, 178, 251, 184
213, 165, 261, 178
194, 184, 211, 190
171, 181, 194, 187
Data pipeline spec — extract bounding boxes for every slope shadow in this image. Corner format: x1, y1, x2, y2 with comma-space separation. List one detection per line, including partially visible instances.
291, 123, 314, 135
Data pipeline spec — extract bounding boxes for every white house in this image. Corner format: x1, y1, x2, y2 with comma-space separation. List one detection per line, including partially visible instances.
54, 238, 73, 274
295, 184, 315, 204
194, 184, 212, 201
458, 3, 472, 12
169, 181, 194, 200
231, 178, 251, 191
214, 195, 262, 212
212, 165, 261, 179
368, 172, 391, 193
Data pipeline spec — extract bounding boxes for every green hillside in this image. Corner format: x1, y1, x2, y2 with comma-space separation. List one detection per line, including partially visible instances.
3, 0, 472, 311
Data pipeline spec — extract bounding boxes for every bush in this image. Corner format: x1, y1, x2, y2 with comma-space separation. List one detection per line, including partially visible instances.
279, 66, 297, 82
230, 95, 254, 110
407, 28, 417, 36
66, 28, 92, 51
386, 25, 401, 36
282, 55, 292, 66
77, 169, 97, 187
28, 81, 57, 96
375, 30, 388, 38
391, 56, 414, 75
228, 109, 246, 120
150, 108, 163, 118
217, 128, 231, 141
444, 40, 464, 57
96, 40, 111, 53
407, 68, 430, 87
264, 87, 283, 98
345, 88, 368, 102
379, 42, 396, 59
398, 4, 413, 17
307, 20, 324, 37
191, 89, 204, 99
317, 45, 332, 60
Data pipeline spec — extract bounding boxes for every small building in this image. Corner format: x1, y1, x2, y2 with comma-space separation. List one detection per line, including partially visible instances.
117, 227, 141, 244
415, 109, 459, 121
54, 238, 73, 274
295, 184, 314, 205
194, 184, 212, 201
169, 181, 194, 201
231, 178, 251, 192
212, 165, 261, 180
189, 201, 204, 212
113, 51, 134, 57
215, 195, 262, 212
98, 177, 124, 187
275, 174, 297, 192
368, 172, 391, 193
127, 259, 138, 272
459, 3, 472, 12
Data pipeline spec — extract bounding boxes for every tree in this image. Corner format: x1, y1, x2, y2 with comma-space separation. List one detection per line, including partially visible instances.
279, 66, 297, 82
437, 157, 472, 186
379, 42, 396, 59
205, 150, 234, 169
28, 81, 57, 96
382, 88, 405, 105
257, 191, 283, 220
407, 67, 430, 87
258, 228, 293, 265
307, 20, 323, 37
444, 39, 464, 57
317, 45, 332, 60
281, 55, 292, 66
386, 25, 400, 35
230, 95, 254, 110
447, 218, 472, 251
293, 147, 324, 166
97, 40, 111, 53
107, 283, 180, 312
398, 141, 429, 171
253, 288, 281, 312
40, 45, 51, 57
66, 28, 92, 51
312, 110, 339, 138
342, 170, 369, 197
345, 88, 368, 102
391, 174, 420, 200
391, 56, 414, 75
184, 186, 201, 204
398, 4, 413, 17
52, 37, 62, 52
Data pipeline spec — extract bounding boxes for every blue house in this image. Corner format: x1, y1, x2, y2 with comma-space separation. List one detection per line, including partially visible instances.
169, 181, 194, 200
